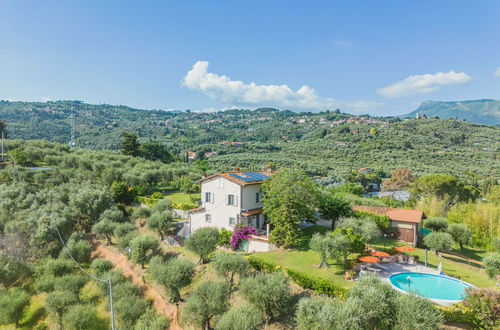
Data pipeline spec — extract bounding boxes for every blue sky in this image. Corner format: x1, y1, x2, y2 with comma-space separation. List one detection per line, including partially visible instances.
1, 0, 499, 115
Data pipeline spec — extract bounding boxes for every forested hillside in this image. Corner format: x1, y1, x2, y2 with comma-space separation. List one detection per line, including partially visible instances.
1, 100, 499, 180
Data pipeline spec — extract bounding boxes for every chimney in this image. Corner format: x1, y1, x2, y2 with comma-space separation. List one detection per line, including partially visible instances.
234, 167, 240, 172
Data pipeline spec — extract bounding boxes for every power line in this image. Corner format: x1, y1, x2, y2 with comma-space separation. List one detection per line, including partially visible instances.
51, 214, 115, 330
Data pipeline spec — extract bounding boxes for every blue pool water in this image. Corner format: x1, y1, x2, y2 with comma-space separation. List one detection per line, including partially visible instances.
389, 272, 473, 301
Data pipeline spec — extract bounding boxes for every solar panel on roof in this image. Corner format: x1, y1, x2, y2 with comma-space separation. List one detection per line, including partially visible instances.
229, 171, 270, 182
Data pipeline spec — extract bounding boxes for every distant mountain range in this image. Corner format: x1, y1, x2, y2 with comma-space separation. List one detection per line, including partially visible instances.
404, 99, 500, 125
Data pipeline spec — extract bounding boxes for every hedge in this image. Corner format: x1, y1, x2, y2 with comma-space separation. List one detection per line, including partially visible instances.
438, 303, 476, 326
247, 256, 348, 299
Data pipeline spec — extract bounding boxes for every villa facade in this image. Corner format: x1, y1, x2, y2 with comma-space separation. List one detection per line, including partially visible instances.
187, 170, 275, 252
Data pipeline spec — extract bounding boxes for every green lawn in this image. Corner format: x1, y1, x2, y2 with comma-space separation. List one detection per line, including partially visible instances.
250, 225, 352, 288
164, 190, 199, 206
371, 238, 495, 288
250, 226, 495, 289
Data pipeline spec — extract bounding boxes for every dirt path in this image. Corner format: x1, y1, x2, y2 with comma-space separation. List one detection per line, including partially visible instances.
91, 239, 182, 330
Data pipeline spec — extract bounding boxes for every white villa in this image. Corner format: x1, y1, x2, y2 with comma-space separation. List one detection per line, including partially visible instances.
187, 170, 274, 252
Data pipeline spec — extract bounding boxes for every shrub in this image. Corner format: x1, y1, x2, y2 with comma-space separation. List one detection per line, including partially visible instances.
186, 227, 220, 263
394, 293, 444, 329
216, 304, 264, 330
230, 226, 257, 250
247, 256, 281, 273
439, 303, 476, 325
463, 288, 499, 329
218, 228, 232, 247
150, 192, 163, 199
0, 253, 32, 286
117, 230, 139, 251
239, 272, 293, 322
424, 232, 454, 252
483, 253, 500, 279
183, 281, 230, 329
286, 269, 347, 298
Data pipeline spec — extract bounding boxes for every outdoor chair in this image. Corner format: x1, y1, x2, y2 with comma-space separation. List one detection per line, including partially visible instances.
397, 255, 406, 264
408, 256, 415, 265
345, 271, 355, 281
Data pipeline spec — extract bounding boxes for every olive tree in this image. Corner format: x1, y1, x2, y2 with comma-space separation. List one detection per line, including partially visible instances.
212, 253, 249, 290
46, 291, 79, 324
149, 256, 194, 303
134, 308, 169, 330
239, 272, 293, 323
61, 304, 107, 330
447, 223, 472, 250
186, 227, 220, 264
147, 210, 173, 240
130, 235, 158, 267
216, 304, 264, 330
92, 218, 117, 245
393, 293, 443, 329
309, 233, 334, 268
423, 217, 448, 232
183, 280, 230, 330
0, 288, 30, 326
423, 232, 454, 253
483, 253, 500, 279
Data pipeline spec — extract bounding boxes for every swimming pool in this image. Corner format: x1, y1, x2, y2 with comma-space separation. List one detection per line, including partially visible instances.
389, 272, 473, 301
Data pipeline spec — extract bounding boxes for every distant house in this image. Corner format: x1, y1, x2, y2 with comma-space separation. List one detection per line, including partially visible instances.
204, 152, 217, 158
218, 141, 245, 147
358, 167, 373, 174
187, 170, 275, 252
352, 205, 425, 246
187, 152, 197, 160
336, 142, 349, 147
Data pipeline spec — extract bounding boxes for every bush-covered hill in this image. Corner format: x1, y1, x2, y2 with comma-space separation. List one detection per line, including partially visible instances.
1, 100, 499, 180
405, 99, 500, 125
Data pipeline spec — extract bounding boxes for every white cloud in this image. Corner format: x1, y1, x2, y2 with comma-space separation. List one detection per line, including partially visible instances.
495, 67, 500, 77
41, 96, 53, 102
182, 60, 380, 113
377, 71, 472, 98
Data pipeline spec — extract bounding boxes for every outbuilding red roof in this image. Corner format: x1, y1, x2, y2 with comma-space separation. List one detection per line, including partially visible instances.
352, 205, 424, 223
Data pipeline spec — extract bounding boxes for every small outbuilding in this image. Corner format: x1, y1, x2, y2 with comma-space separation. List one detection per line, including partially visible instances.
352, 205, 425, 246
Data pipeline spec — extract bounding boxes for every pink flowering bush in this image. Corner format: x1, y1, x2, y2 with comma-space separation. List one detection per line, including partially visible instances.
230, 226, 257, 249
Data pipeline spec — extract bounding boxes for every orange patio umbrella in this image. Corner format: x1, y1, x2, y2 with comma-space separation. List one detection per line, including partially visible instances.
396, 246, 415, 252
371, 251, 390, 257
359, 256, 379, 263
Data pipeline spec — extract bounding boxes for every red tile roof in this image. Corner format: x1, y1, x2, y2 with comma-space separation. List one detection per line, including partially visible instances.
352, 205, 424, 223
